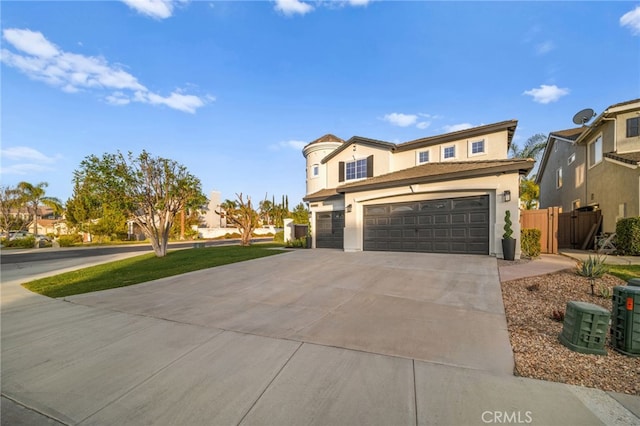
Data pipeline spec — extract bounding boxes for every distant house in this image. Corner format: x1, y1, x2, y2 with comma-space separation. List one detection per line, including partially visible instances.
536, 99, 640, 233
302, 120, 533, 258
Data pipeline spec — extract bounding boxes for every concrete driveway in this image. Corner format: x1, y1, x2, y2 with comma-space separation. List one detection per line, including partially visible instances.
2, 250, 628, 425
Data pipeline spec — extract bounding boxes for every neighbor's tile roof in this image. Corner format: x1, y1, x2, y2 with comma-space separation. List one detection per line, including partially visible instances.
604, 151, 640, 165
338, 159, 534, 192
549, 127, 585, 141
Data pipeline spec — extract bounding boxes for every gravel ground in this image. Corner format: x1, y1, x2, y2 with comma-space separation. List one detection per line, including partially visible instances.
500, 267, 640, 395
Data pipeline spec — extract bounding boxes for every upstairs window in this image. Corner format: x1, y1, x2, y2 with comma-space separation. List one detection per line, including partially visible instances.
588, 135, 602, 168
346, 158, 367, 180
470, 140, 485, 156
556, 167, 563, 189
442, 145, 456, 160
627, 117, 639, 137
568, 153, 575, 165
418, 150, 430, 164
312, 164, 319, 177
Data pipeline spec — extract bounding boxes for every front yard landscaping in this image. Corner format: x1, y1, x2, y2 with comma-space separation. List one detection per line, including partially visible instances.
501, 265, 640, 395
23, 244, 287, 298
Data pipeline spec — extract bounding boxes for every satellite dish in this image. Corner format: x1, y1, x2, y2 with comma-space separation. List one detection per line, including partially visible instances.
572, 108, 596, 126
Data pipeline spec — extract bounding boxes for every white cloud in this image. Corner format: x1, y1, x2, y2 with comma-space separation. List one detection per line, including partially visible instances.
535, 40, 555, 55
270, 140, 308, 150
275, 0, 314, 16
620, 6, 640, 35
523, 84, 569, 104
0, 146, 62, 175
348, 0, 371, 6
121, 0, 178, 19
1, 28, 211, 113
416, 121, 430, 130
383, 113, 417, 127
442, 123, 474, 133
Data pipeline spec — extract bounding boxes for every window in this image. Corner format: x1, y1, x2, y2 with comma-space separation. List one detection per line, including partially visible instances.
442, 145, 456, 160
556, 167, 563, 189
469, 140, 485, 156
568, 153, 575, 165
346, 158, 367, 180
627, 117, 640, 138
572, 200, 581, 210
312, 164, 319, 177
417, 150, 429, 164
588, 135, 602, 167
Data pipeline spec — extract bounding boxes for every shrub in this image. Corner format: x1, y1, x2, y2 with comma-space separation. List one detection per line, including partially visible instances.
3, 236, 36, 248
503, 210, 513, 239
58, 234, 83, 247
521, 228, 541, 258
274, 230, 284, 243
285, 237, 307, 248
615, 217, 640, 255
223, 232, 242, 239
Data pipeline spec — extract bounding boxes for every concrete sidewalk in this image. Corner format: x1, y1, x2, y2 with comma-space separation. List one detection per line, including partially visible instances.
2, 250, 639, 425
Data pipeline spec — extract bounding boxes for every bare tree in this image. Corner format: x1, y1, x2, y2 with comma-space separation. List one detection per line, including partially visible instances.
0, 185, 25, 234
217, 193, 259, 246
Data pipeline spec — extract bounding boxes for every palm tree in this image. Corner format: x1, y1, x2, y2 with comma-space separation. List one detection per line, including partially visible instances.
17, 181, 63, 236
509, 133, 547, 169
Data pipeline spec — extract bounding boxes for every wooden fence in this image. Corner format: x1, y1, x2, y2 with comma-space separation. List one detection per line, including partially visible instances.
520, 207, 560, 254
557, 210, 602, 250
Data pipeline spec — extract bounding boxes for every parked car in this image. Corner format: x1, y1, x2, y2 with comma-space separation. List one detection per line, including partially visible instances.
8, 231, 31, 241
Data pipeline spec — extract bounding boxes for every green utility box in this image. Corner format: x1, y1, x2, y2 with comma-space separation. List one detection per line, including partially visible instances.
611, 285, 640, 357
559, 301, 610, 355
627, 278, 640, 287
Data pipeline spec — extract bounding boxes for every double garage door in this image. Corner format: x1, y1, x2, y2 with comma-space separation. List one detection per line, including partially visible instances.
363, 195, 490, 254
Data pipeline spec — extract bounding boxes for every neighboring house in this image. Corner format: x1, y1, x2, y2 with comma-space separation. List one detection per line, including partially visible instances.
302, 120, 533, 257
537, 99, 640, 233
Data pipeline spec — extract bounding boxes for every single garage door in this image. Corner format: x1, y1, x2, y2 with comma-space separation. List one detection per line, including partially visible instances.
315, 211, 345, 249
363, 195, 489, 254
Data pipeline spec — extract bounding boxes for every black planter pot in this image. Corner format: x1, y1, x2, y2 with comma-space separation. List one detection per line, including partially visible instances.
502, 238, 516, 261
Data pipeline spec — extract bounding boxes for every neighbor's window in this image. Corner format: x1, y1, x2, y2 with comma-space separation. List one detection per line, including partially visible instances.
568, 153, 575, 165
443, 145, 456, 160
572, 199, 581, 210
588, 135, 602, 167
418, 150, 429, 164
312, 164, 319, 177
627, 117, 639, 138
470, 140, 485, 155
346, 158, 367, 180
556, 167, 563, 189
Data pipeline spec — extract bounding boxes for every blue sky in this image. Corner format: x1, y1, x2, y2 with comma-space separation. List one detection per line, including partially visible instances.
1, 1, 639, 207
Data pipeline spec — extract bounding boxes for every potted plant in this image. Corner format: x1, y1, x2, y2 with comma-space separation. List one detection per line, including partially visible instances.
502, 210, 516, 261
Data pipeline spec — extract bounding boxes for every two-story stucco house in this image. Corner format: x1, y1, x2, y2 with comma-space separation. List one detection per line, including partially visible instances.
537, 99, 640, 233
302, 120, 534, 257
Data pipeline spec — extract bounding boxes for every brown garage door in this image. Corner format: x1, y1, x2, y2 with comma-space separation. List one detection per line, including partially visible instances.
363, 195, 489, 254
315, 211, 344, 249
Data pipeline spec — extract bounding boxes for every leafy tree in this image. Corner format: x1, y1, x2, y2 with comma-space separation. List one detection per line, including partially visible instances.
0, 184, 27, 233
65, 179, 102, 240
259, 198, 274, 226
217, 193, 259, 246
17, 182, 63, 236
291, 202, 310, 225
74, 151, 207, 257
520, 178, 540, 210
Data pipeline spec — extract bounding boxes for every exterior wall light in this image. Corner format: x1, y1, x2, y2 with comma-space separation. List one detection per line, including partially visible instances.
346, 204, 353, 213
503, 190, 511, 202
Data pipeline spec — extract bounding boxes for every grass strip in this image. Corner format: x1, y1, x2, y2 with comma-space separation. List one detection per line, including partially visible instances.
23, 244, 287, 298
606, 264, 640, 282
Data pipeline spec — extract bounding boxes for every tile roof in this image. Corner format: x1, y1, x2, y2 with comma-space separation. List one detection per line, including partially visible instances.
303, 187, 340, 202
549, 127, 585, 141
338, 158, 534, 192
306, 134, 345, 146
604, 151, 640, 165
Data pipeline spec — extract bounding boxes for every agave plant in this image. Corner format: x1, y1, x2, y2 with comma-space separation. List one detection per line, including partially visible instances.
576, 254, 607, 295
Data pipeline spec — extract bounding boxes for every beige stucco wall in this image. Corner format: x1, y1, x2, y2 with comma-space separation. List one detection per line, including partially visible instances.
304, 141, 342, 194
340, 172, 522, 257
391, 129, 511, 170
616, 109, 640, 153
325, 144, 392, 189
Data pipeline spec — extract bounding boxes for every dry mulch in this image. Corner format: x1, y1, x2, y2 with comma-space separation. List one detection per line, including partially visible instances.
500, 267, 640, 395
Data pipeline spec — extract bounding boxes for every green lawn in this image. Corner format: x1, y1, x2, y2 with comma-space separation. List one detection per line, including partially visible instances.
606, 264, 640, 282
23, 244, 287, 298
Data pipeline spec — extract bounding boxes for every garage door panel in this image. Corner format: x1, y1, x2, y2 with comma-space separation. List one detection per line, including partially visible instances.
363, 195, 489, 255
